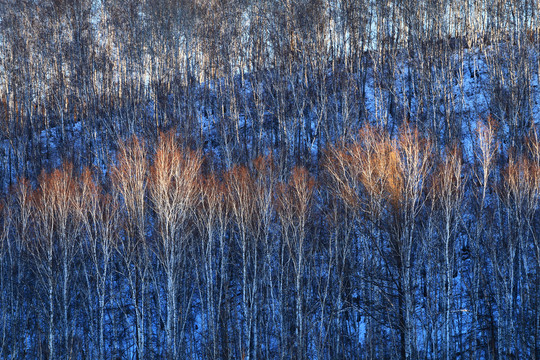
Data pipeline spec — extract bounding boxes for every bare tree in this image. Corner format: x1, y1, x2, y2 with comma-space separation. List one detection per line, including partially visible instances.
276, 166, 315, 359
111, 136, 149, 360
469, 117, 499, 358
430, 146, 464, 360
194, 172, 231, 359
149, 131, 201, 359
76, 168, 120, 360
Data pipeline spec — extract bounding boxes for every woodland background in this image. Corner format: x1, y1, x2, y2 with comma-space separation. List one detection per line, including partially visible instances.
1, 0, 540, 359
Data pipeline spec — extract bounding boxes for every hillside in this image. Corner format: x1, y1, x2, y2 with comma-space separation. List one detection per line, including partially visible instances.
1, 1, 540, 359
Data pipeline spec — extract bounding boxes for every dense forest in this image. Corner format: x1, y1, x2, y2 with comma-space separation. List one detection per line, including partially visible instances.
1, 0, 540, 359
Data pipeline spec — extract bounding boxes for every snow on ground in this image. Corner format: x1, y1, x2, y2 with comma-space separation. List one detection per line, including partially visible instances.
0, 46, 539, 191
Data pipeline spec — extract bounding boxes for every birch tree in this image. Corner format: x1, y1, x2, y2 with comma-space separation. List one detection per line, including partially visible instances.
149, 131, 201, 359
